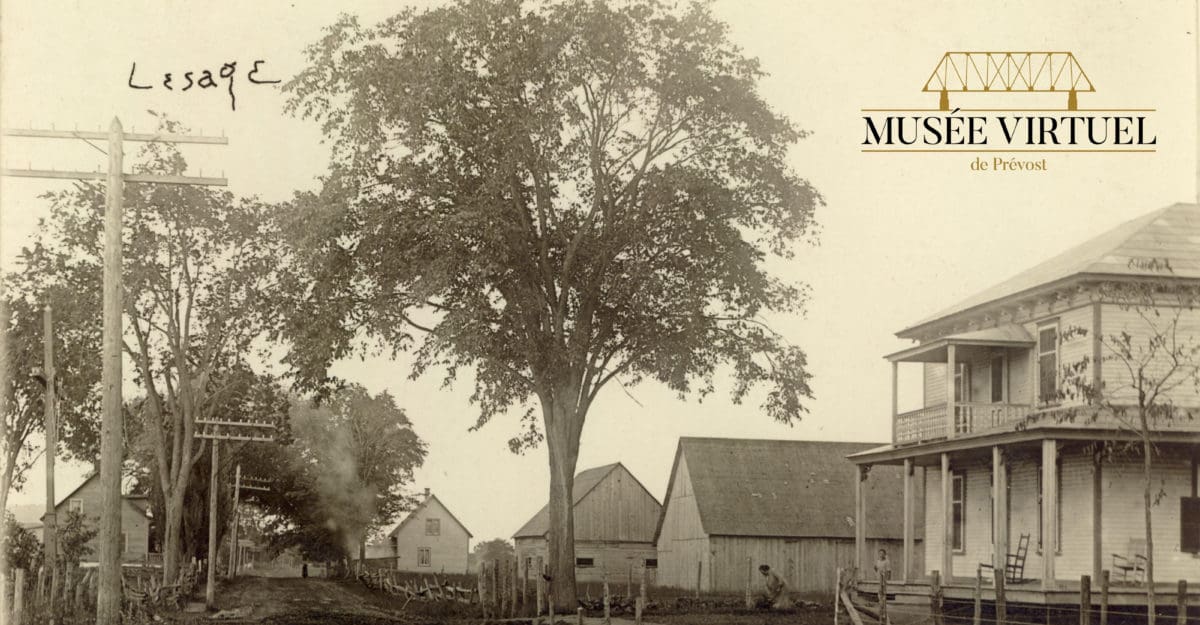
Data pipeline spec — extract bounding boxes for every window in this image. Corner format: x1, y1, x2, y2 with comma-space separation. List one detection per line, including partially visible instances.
954, 363, 971, 403
425, 518, 441, 536
1038, 322, 1059, 404
951, 472, 966, 552
645, 558, 658, 568
68, 499, 82, 514
121, 532, 128, 554
1036, 459, 1063, 553
575, 557, 595, 568
417, 547, 431, 567
1182, 497, 1200, 554
990, 354, 1006, 403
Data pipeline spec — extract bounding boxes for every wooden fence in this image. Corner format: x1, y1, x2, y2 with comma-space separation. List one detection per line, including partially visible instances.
0, 559, 205, 624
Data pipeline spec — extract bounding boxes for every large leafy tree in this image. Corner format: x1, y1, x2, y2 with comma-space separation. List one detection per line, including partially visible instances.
19, 116, 286, 584
282, 0, 821, 603
241, 386, 427, 564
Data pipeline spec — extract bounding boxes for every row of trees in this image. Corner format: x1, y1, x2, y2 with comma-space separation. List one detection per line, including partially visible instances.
3, 0, 826, 607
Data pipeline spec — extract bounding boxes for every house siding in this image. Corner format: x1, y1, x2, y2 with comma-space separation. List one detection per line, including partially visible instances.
513, 538, 656, 585
708, 535, 913, 596
655, 454, 711, 590
923, 447, 1200, 583
391, 497, 470, 574
1100, 304, 1200, 409
49, 476, 149, 563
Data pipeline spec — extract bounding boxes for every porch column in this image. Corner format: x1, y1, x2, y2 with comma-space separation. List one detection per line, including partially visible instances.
1041, 440, 1058, 590
891, 361, 899, 443
903, 458, 914, 583
946, 345, 957, 438
855, 464, 866, 574
992, 446, 1008, 573
1093, 452, 1103, 581
941, 453, 953, 581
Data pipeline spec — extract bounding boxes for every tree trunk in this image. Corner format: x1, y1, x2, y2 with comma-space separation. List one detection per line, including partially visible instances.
545, 398, 581, 612
161, 487, 186, 584
1141, 428, 1156, 625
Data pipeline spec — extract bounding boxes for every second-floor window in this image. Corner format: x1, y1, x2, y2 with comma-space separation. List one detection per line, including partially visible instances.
417, 547, 431, 567
990, 354, 1006, 403
425, 518, 440, 536
954, 363, 971, 403
1038, 322, 1059, 404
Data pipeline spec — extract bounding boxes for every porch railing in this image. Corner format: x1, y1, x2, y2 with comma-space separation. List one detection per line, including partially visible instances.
895, 402, 1032, 444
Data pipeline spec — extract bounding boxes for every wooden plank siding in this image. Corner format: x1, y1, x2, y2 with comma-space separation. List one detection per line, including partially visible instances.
514, 538, 657, 584
655, 453, 710, 590
1100, 304, 1200, 409
390, 496, 471, 573
707, 536, 913, 595
46, 474, 150, 563
574, 464, 661, 543
922, 447, 1200, 583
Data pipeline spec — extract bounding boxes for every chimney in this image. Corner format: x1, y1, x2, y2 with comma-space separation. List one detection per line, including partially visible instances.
423, 487, 430, 498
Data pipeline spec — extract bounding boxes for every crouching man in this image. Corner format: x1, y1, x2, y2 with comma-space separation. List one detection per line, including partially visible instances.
756, 564, 794, 610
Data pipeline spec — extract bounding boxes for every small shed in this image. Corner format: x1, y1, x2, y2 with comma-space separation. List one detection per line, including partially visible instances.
654, 437, 922, 594
514, 463, 662, 584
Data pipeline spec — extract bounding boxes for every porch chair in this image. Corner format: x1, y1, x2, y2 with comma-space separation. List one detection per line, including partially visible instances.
1112, 538, 1147, 584
980, 533, 1030, 584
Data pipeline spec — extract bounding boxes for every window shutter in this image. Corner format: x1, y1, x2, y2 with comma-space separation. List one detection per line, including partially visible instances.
1182, 497, 1200, 554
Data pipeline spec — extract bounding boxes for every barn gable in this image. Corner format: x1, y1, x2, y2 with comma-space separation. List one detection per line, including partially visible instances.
512, 462, 661, 542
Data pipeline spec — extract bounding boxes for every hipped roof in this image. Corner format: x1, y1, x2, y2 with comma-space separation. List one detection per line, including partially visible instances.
655, 438, 918, 541
901, 202, 1200, 337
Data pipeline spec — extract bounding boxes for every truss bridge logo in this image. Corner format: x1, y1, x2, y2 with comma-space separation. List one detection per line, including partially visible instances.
861, 51, 1158, 160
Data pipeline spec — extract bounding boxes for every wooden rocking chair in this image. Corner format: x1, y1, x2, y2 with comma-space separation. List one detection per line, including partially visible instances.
980, 533, 1030, 584
1112, 539, 1147, 584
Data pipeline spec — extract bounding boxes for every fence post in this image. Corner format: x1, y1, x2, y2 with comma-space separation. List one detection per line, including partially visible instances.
637, 568, 647, 624
536, 556, 544, 617
744, 556, 754, 609
995, 567, 1006, 625
1081, 575, 1091, 625
478, 563, 488, 621
577, 606, 584, 625
13, 569, 24, 625
549, 588, 555, 625
604, 573, 611, 625
880, 570, 889, 625
930, 570, 943, 625
1176, 578, 1185, 623
973, 565, 982, 625
695, 560, 701, 599
1099, 570, 1109, 625
834, 567, 842, 625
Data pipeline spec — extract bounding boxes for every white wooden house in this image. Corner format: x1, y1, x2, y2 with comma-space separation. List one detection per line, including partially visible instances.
35, 472, 152, 563
383, 489, 472, 573
849, 202, 1200, 608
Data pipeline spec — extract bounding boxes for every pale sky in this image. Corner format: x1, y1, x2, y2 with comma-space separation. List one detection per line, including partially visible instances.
2, 1, 1197, 545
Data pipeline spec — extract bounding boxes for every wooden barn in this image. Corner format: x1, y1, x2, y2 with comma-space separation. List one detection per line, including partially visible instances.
513, 463, 662, 584
654, 437, 921, 595
384, 489, 473, 573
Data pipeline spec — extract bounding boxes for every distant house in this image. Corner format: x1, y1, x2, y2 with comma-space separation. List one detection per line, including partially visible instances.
36, 473, 152, 563
380, 489, 472, 573
654, 437, 920, 594
514, 463, 662, 584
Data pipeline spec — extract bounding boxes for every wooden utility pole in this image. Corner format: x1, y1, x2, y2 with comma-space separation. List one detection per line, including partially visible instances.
41, 305, 58, 609
228, 464, 241, 579
206, 439, 220, 607
195, 419, 275, 607
0, 122, 227, 625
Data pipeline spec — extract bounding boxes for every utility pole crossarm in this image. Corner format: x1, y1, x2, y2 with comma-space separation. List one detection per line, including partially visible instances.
2, 168, 227, 186
2, 127, 228, 145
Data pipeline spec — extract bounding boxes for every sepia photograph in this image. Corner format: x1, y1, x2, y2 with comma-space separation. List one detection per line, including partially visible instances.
0, 1, 1198, 624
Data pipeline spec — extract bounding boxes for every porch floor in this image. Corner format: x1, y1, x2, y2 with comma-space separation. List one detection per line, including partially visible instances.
857, 576, 1200, 607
